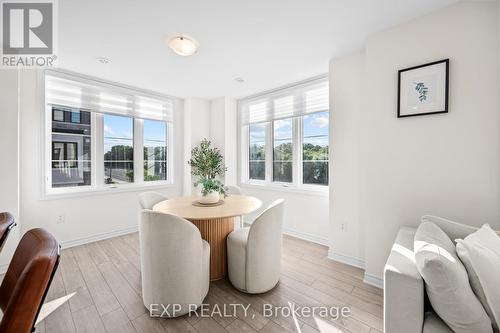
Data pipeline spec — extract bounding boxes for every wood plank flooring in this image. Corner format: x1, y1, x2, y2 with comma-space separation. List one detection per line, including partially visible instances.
33, 233, 383, 333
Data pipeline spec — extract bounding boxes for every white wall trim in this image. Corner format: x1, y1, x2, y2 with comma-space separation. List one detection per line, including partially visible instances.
363, 272, 384, 289
327, 250, 366, 270
328, 250, 383, 290
244, 220, 330, 247
60, 225, 139, 249
283, 228, 330, 247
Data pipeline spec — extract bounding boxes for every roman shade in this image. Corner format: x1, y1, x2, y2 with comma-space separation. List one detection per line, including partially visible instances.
240, 76, 328, 124
45, 71, 174, 122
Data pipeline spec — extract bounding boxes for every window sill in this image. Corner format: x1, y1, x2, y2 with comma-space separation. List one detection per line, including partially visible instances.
42, 181, 177, 201
240, 182, 329, 197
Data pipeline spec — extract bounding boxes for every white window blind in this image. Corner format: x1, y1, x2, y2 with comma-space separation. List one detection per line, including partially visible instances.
45, 71, 174, 122
240, 76, 328, 124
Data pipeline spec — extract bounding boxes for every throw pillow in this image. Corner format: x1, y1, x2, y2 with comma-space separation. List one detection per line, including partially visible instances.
414, 221, 492, 333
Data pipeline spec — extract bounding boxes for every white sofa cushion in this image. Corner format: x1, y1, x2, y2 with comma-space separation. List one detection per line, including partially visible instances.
423, 312, 453, 333
384, 227, 424, 333
414, 221, 492, 333
456, 225, 500, 332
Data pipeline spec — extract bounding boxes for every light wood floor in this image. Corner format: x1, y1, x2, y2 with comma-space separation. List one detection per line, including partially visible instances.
33, 233, 383, 333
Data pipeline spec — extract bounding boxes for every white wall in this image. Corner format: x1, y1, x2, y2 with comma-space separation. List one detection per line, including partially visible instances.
0, 70, 21, 270
329, 52, 365, 264
183, 98, 211, 195
330, 1, 500, 282
18, 70, 185, 247
242, 187, 330, 245
210, 97, 238, 185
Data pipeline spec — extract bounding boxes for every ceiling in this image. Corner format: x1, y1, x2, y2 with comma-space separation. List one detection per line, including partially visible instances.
58, 0, 458, 100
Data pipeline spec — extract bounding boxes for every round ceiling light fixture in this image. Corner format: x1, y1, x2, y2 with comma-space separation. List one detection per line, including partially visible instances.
234, 77, 245, 83
167, 35, 199, 56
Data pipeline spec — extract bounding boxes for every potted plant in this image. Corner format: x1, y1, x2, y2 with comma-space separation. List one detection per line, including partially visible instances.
188, 139, 227, 204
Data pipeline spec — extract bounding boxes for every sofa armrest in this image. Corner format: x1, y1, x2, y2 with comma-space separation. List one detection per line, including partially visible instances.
384, 227, 424, 333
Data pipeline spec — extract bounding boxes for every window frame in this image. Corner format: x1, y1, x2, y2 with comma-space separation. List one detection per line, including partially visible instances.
240, 113, 329, 195
238, 76, 329, 196
272, 117, 294, 184
142, 118, 169, 183
301, 111, 330, 186
52, 141, 78, 169
248, 122, 268, 182
43, 72, 176, 198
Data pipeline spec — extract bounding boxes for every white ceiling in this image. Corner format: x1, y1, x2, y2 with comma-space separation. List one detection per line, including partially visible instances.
58, 0, 457, 99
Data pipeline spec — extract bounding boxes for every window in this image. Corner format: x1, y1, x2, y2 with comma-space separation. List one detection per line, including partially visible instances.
71, 111, 81, 123
51, 107, 92, 188
249, 123, 266, 180
240, 76, 329, 191
52, 142, 77, 168
144, 119, 167, 181
53, 109, 64, 121
273, 118, 293, 182
104, 114, 134, 184
303, 111, 329, 185
45, 71, 176, 195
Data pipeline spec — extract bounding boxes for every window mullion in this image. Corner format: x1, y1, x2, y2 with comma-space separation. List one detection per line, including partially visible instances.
134, 118, 144, 183
241, 125, 249, 182
293, 116, 301, 187
94, 113, 104, 188
167, 122, 174, 183
265, 121, 273, 183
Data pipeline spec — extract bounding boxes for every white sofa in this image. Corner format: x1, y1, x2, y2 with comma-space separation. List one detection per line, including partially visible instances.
384, 215, 495, 333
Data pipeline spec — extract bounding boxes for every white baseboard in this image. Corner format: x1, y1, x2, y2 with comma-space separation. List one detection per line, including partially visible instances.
327, 250, 383, 289
60, 225, 139, 249
283, 228, 330, 247
0, 226, 138, 274
363, 272, 384, 289
327, 250, 366, 270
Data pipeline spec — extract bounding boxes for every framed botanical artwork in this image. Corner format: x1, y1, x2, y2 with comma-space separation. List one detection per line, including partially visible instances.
397, 59, 449, 118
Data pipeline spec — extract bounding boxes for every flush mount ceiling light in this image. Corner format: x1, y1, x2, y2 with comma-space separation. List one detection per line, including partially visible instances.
167, 35, 199, 56
234, 77, 245, 83
96, 57, 111, 64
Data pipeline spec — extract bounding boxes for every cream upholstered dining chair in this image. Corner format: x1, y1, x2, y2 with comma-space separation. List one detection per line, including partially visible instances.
227, 198, 284, 294
139, 210, 210, 317
138, 192, 167, 210
226, 185, 242, 195
225, 186, 245, 228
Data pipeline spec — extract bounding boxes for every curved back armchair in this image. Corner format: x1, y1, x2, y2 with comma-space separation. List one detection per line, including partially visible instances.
140, 210, 209, 317
0, 212, 16, 252
138, 192, 167, 210
246, 199, 284, 292
225, 186, 244, 227
227, 199, 285, 294
226, 185, 242, 195
0, 228, 60, 333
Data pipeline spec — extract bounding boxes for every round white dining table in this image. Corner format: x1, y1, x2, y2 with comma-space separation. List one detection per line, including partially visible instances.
152, 194, 262, 280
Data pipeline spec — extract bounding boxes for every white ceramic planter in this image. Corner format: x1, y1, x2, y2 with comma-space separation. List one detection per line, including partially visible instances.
198, 190, 220, 204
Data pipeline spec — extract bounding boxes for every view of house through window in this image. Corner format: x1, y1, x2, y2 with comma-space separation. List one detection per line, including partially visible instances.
45, 73, 174, 194
51, 106, 92, 188
104, 114, 134, 184
143, 119, 168, 181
